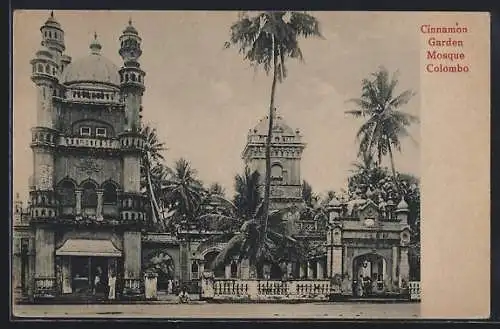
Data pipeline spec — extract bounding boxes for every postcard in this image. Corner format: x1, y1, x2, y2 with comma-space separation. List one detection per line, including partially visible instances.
11, 10, 490, 320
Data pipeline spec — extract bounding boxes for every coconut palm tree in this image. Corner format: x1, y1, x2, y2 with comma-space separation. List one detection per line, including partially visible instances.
210, 206, 306, 279
225, 11, 323, 239
233, 167, 262, 221
162, 158, 205, 227
346, 66, 419, 186
140, 124, 167, 227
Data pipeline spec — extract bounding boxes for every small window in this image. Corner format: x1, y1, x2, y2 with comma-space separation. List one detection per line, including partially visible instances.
96, 128, 107, 137
80, 127, 91, 136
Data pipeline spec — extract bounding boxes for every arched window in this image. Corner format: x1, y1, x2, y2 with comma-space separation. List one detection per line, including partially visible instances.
45, 64, 50, 74
38, 64, 43, 72
271, 164, 283, 179
102, 182, 117, 204
58, 180, 76, 206
81, 181, 98, 208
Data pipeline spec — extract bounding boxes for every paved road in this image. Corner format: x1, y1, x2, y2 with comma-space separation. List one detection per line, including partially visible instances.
13, 303, 421, 319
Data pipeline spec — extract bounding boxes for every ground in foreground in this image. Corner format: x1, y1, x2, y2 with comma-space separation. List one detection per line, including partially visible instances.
13, 302, 420, 319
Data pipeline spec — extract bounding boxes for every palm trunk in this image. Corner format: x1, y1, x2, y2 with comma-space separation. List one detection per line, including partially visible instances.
262, 35, 278, 241
387, 142, 400, 194
146, 162, 162, 226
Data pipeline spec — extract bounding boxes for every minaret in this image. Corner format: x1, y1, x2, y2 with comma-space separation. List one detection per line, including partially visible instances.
39, 11, 65, 69
28, 12, 62, 221
118, 19, 146, 195
118, 19, 147, 286
119, 18, 145, 133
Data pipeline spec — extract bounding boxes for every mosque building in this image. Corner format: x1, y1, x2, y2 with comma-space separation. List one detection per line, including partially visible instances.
12, 12, 412, 302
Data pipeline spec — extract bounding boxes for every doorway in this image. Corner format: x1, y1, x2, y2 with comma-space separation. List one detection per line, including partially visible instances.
352, 253, 387, 297
62, 256, 118, 299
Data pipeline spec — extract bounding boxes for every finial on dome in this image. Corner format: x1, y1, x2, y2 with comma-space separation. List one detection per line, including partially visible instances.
50, 11, 54, 18
89, 32, 102, 55
129, 17, 133, 25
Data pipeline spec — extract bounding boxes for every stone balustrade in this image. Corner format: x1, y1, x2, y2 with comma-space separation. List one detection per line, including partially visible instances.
205, 279, 331, 301
34, 277, 57, 299
409, 281, 421, 301
58, 136, 121, 149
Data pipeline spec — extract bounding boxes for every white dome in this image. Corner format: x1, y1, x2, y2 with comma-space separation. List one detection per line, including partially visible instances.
61, 53, 120, 87
397, 197, 409, 210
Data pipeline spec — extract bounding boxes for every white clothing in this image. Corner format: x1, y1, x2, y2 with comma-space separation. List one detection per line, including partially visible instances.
108, 276, 116, 300
167, 280, 173, 294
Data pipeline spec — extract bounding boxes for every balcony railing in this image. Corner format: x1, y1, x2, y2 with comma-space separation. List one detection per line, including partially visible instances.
409, 281, 421, 301
204, 279, 331, 301
58, 136, 121, 149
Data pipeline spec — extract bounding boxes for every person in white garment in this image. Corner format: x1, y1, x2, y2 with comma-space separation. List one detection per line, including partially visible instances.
167, 279, 173, 295
108, 271, 116, 300
178, 285, 190, 303
93, 267, 102, 295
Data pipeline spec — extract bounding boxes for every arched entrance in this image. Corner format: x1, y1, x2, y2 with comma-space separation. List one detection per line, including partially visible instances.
142, 249, 175, 291
352, 253, 387, 297
203, 250, 225, 278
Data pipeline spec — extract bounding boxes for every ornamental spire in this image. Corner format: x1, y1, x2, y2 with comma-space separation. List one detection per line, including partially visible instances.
89, 32, 102, 55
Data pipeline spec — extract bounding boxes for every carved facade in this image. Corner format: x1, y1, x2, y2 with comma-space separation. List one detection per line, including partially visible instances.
13, 13, 147, 302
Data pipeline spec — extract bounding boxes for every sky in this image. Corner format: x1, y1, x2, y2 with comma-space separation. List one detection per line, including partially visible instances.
13, 10, 421, 201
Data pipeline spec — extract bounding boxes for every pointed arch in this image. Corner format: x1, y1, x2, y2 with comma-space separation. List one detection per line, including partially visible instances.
80, 179, 98, 208
57, 177, 77, 207
101, 180, 119, 205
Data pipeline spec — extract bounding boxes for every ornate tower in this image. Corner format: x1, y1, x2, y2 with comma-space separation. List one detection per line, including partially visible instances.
242, 109, 306, 210
28, 12, 63, 221
39, 11, 65, 66
118, 19, 146, 194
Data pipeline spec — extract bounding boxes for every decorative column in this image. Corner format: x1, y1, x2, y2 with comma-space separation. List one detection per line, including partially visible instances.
75, 188, 82, 215
399, 247, 410, 288
299, 262, 305, 278
225, 263, 231, 279
96, 189, 104, 221
34, 227, 55, 297
240, 259, 250, 279
392, 246, 399, 290
286, 262, 293, 279
307, 261, 314, 279
332, 247, 343, 278
317, 260, 324, 279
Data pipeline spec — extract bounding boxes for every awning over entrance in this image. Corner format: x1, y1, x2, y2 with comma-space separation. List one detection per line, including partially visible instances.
56, 239, 122, 257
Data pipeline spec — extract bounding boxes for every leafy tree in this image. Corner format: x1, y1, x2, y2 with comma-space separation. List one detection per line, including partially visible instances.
225, 11, 322, 240
346, 66, 419, 188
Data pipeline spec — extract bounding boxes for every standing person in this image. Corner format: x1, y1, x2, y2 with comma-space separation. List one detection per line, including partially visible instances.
167, 279, 173, 295
108, 271, 116, 300
94, 267, 102, 295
